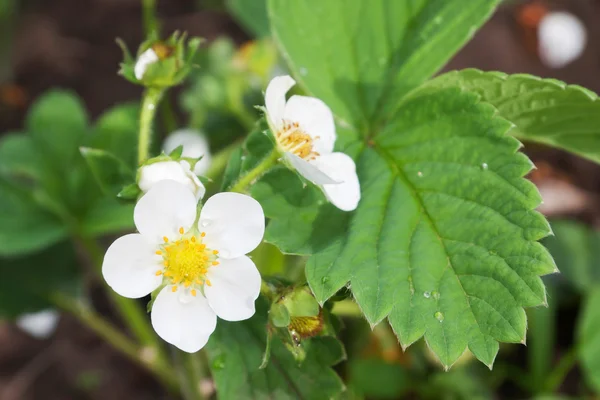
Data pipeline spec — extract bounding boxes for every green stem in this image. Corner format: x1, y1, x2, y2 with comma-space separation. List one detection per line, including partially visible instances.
50, 292, 179, 391
229, 149, 279, 193
544, 346, 579, 393
77, 235, 170, 373
175, 351, 206, 400
204, 140, 241, 182
142, 0, 159, 37
138, 88, 164, 164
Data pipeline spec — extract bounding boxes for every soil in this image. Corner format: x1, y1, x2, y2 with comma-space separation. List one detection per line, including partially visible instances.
0, 0, 598, 399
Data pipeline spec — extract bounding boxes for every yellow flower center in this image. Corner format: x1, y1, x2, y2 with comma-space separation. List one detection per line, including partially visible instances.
155, 228, 219, 296
276, 120, 320, 160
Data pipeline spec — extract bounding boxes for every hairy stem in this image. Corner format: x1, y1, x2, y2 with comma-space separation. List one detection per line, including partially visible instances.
142, 0, 159, 37
138, 87, 164, 164
229, 150, 280, 193
50, 292, 178, 391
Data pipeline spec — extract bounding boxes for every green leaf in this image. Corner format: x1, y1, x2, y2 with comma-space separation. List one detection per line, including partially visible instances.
227, 0, 269, 38
26, 90, 88, 168
90, 103, 139, 168
0, 241, 78, 318
80, 197, 134, 237
266, 0, 553, 369
0, 133, 43, 185
0, 181, 68, 256
428, 69, 600, 164
578, 286, 600, 393
79, 147, 135, 196
206, 298, 345, 399
542, 220, 600, 293
269, 0, 501, 134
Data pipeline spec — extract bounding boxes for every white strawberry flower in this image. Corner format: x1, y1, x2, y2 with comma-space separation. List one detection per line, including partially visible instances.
16, 309, 60, 339
102, 180, 264, 353
138, 160, 205, 200
134, 48, 159, 80
264, 75, 360, 212
162, 129, 212, 175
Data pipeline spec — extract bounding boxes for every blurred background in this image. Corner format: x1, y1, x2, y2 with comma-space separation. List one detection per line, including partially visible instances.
0, 0, 599, 399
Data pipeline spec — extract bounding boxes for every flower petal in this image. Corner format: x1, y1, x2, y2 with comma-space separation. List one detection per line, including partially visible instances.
151, 286, 217, 353
16, 309, 60, 339
134, 48, 159, 80
138, 160, 205, 200
285, 152, 338, 185
315, 152, 361, 212
134, 180, 198, 243
199, 193, 264, 258
283, 95, 336, 155
265, 75, 295, 130
204, 256, 261, 321
102, 233, 163, 298
162, 129, 212, 175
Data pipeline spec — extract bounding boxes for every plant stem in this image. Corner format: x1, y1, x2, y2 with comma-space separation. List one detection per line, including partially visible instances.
175, 350, 206, 400
229, 149, 279, 193
77, 235, 170, 372
544, 346, 579, 393
138, 87, 164, 164
50, 292, 178, 391
142, 0, 159, 37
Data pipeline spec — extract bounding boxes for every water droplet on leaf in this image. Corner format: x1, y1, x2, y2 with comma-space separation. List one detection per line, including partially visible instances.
481, 163, 488, 170
423, 291, 431, 298
321, 277, 329, 284
212, 355, 226, 370
299, 67, 308, 76
434, 311, 444, 322
417, 171, 423, 177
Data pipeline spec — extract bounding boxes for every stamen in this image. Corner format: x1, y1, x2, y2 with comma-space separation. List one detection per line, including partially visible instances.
191, 237, 196, 243
179, 227, 184, 234
201, 232, 206, 237
191, 289, 197, 297
212, 261, 219, 266
155, 270, 162, 276
171, 286, 178, 292
206, 280, 212, 287
155, 250, 162, 255
213, 250, 219, 255
163, 236, 169, 243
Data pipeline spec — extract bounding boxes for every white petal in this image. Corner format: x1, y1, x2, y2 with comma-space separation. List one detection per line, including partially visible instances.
102, 233, 163, 298
134, 180, 198, 243
151, 286, 217, 353
265, 75, 295, 130
162, 129, 212, 175
538, 12, 587, 69
316, 152, 361, 212
205, 256, 261, 321
198, 193, 264, 259
283, 95, 336, 154
285, 152, 338, 185
16, 310, 60, 339
134, 48, 159, 80
138, 160, 205, 200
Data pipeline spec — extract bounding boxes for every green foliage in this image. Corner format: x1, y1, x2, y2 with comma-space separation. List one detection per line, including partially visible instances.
0, 241, 78, 318
206, 298, 345, 399
227, 0, 269, 38
542, 220, 600, 293
578, 287, 600, 393
429, 69, 600, 164
349, 358, 410, 399
268, 0, 554, 368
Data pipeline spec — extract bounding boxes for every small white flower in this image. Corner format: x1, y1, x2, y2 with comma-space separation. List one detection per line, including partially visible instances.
135, 48, 160, 80
162, 129, 212, 175
102, 180, 264, 353
538, 12, 587, 69
264, 75, 360, 212
139, 160, 205, 200
16, 309, 60, 339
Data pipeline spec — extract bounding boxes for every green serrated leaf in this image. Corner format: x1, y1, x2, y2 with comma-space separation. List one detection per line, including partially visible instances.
206, 298, 345, 399
90, 103, 139, 169
269, 0, 501, 136
267, 0, 553, 369
428, 69, 600, 164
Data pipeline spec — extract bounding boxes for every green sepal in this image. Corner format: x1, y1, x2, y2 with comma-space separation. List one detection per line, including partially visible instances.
168, 145, 184, 159
281, 286, 320, 318
269, 302, 290, 327
117, 183, 142, 201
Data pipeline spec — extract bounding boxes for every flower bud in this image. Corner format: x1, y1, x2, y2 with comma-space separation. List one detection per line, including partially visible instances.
138, 160, 205, 200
